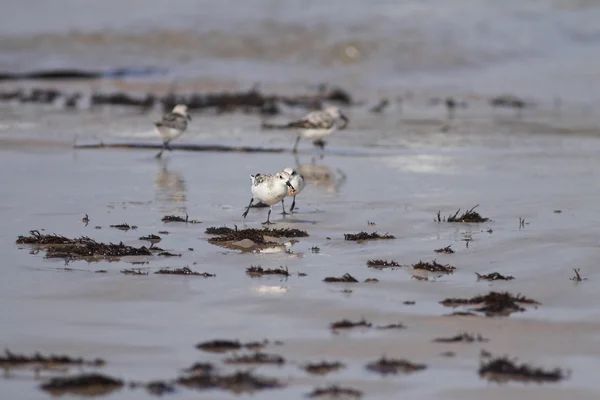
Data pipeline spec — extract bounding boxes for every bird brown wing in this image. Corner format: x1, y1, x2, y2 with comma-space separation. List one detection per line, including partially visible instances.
287, 110, 334, 130
155, 112, 187, 130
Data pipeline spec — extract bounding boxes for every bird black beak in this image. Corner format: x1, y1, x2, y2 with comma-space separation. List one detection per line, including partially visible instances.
187, 114, 192, 121
339, 113, 349, 129
286, 181, 297, 195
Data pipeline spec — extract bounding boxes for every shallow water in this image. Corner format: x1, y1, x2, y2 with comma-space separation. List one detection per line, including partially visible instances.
2, 1, 600, 398
2, 101, 600, 398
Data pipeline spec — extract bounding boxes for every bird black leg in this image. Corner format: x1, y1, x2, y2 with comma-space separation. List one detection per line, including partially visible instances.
313, 139, 326, 150
155, 141, 169, 158
292, 135, 301, 153
290, 196, 297, 213
262, 207, 275, 225
242, 198, 254, 219
280, 199, 288, 215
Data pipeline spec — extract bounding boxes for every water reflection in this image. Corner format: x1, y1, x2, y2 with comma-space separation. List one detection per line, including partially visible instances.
294, 154, 347, 195
155, 158, 187, 213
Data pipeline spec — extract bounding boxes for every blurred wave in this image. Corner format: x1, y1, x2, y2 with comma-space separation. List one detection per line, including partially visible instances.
1, 0, 599, 102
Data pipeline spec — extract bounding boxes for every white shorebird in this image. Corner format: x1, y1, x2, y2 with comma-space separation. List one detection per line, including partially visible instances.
154, 104, 191, 158
287, 106, 349, 153
280, 167, 305, 214
242, 171, 296, 224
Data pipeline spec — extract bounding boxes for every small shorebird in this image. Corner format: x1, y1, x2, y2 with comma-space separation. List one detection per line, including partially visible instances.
154, 104, 191, 158
276, 106, 348, 153
242, 171, 296, 225
280, 167, 305, 214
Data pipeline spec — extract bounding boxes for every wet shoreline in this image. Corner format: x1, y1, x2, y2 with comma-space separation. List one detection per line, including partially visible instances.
2, 111, 600, 397
2, 1, 600, 397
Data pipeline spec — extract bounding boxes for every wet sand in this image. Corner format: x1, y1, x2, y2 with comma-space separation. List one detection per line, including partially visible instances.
2, 100, 600, 398
3, 1, 600, 397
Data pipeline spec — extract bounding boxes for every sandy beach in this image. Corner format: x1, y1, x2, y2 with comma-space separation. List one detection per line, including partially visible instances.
2, 99, 600, 399
2, 1, 600, 399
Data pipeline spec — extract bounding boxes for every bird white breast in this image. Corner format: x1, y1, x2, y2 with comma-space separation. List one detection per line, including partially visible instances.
251, 180, 288, 206
300, 128, 334, 139
156, 126, 184, 141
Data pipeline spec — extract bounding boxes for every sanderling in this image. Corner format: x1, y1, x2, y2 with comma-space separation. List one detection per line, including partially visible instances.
242, 171, 296, 225
287, 106, 349, 153
154, 104, 191, 158
281, 167, 305, 214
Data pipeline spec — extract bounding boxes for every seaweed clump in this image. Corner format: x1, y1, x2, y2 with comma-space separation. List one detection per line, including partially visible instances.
147, 243, 165, 252
145, 381, 176, 396
139, 234, 161, 242
0, 83, 352, 113
17, 230, 152, 260
214, 371, 283, 393
412, 260, 456, 274
206, 226, 308, 252
434, 245, 455, 254
182, 362, 215, 375
330, 319, 372, 330
206, 226, 308, 243
109, 223, 137, 231
246, 266, 290, 277
129, 380, 176, 396
157, 251, 181, 257
433, 333, 488, 343
196, 339, 273, 353
205, 226, 236, 235
323, 273, 359, 283
40, 374, 124, 396
437, 205, 489, 223
366, 357, 427, 375
476, 272, 514, 281
162, 214, 201, 223
177, 371, 283, 393
489, 95, 528, 109
195, 340, 244, 353
17, 230, 72, 245
446, 311, 479, 317
155, 267, 215, 277
366, 259, 402, 269
344, 232, 395, 241
121, 268, 148, 275
376, 323, 405, 330
0, 350, 104, 369
303, 361, 345, 375
307, 385, 362, 398
224, 352, 285, 366
479, 355, 567, 383
440, 291, 540, 317
178, 370, 283, 393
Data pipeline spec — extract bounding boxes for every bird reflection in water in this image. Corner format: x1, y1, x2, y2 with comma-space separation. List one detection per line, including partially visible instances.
155, 158, 187, 213
294, 154, 347, 195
